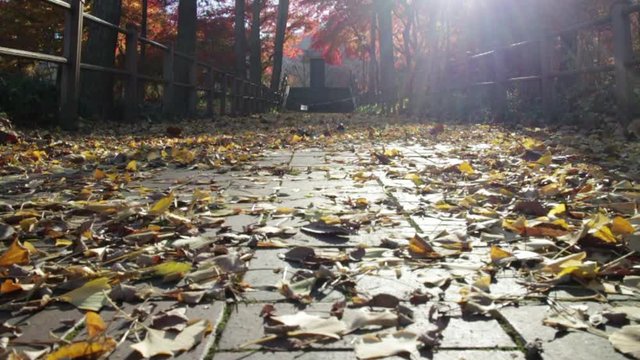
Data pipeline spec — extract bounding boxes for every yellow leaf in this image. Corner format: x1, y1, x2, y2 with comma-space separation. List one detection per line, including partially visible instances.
473, 273, 492, 292
408, 235, 441, 258
434, 201, 456, 212
149, 194, 174, 215
172, 148, 196, 165
557, 260, 599, 280
543, 252, 587, 274
22, 241, 37, 254
383, 148, 401, 157
320, 215, 341, 225
93, 169, 106, 181
0, 240, 30, 267
290, 134, 303, 144
539, 183, 560, 197
275, 207, 295, 215
19, 217, 37, 232
612, 217, 634, 235
548, 203, 566, 217
490, 246, 513, 265
85, 311, 107, 338
458, 161, 474, 175
152, 261, 192, 280
523, 138, 545, 151
404, 173, 423, 186
537, 152, 552, 166
587, 213, 610, 230
46, 338, 116, 360
55, 239, 73, 247
502, 217, 527, 234
354, 198, 369, 208
126, 160, 137, 171
1, 279, 23, 294
31, 150, 47, 162
593, 226, 617, 243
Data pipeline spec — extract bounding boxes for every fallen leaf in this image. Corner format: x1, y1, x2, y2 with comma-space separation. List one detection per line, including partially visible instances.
0, 240, 30, 267
126, 160, 137, 171
271, 312, 347, 339
612, 217, 635, 235
355, 331, 420, 360
149, 193, 175, 215
85, 311, 106, 338
408, 234, 441, 259
46, 338, 117, 360
458, 161, 474, 175
59, 277, 111, 311
130, 320, 209, 358
610, 325, 640, 359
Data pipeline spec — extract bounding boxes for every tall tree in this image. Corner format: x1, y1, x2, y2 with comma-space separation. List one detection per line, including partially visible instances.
374, 0, 395, 108
270, 0, 289, 91
175, 0, 198, 113
249, 0, 263, 84
368, 9, 378, 97
234, 0, 247, 79
82, 0, 122, 118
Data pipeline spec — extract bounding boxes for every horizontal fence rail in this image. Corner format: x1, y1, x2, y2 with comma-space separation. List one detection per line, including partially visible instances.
444, 1, 638, 125
0, 0, 281, 127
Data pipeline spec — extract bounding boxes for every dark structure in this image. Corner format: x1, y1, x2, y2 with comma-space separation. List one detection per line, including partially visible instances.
285, 58, 355, 113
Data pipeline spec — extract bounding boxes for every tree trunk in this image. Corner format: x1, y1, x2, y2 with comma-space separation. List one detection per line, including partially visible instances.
175, 0, 197, 113
141, 0, 148, 59
375, 0, 395, 109
82, 0, 122, 119
270, 0, 289, 91
368, 9, 379, 99
249, 0, 263, 85
235, 0, 247, 79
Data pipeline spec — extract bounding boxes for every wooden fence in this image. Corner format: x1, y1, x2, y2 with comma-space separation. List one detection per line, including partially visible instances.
444, 1, 640, 125
0, 0, 281, 128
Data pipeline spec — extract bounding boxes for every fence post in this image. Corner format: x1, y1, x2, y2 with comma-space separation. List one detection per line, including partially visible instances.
540, 34, 556, 123
493, 48, 508, 121
612, 1, 633, 127
163, 45, 175, 115
124, 23, 139, 121
59, 0, 83, 130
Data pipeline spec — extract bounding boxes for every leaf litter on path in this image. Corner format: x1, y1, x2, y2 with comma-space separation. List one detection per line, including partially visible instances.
0, 114, 639, 358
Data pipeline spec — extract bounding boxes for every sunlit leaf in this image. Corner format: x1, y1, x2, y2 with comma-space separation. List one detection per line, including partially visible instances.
149, 193, 174, 215
46, 338, 116, 360
0, 240, 30, 267
126, 160, 137, 171
85, 311, 107, 338
131, 320, 209, 358
458, 161, 474, 175
537, 151, 552, 166
59, 277, 111, 311
355, 331, 420, 360
408, 235, 441, 258
152, 261, 192, 280
612, 217, 634, 235
490, 246, 513, 265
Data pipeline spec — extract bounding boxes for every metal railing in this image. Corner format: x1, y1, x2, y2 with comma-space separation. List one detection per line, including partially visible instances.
0, 0, 281, 127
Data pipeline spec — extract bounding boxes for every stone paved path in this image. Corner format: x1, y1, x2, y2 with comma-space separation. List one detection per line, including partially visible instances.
2, 120, 638, 360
